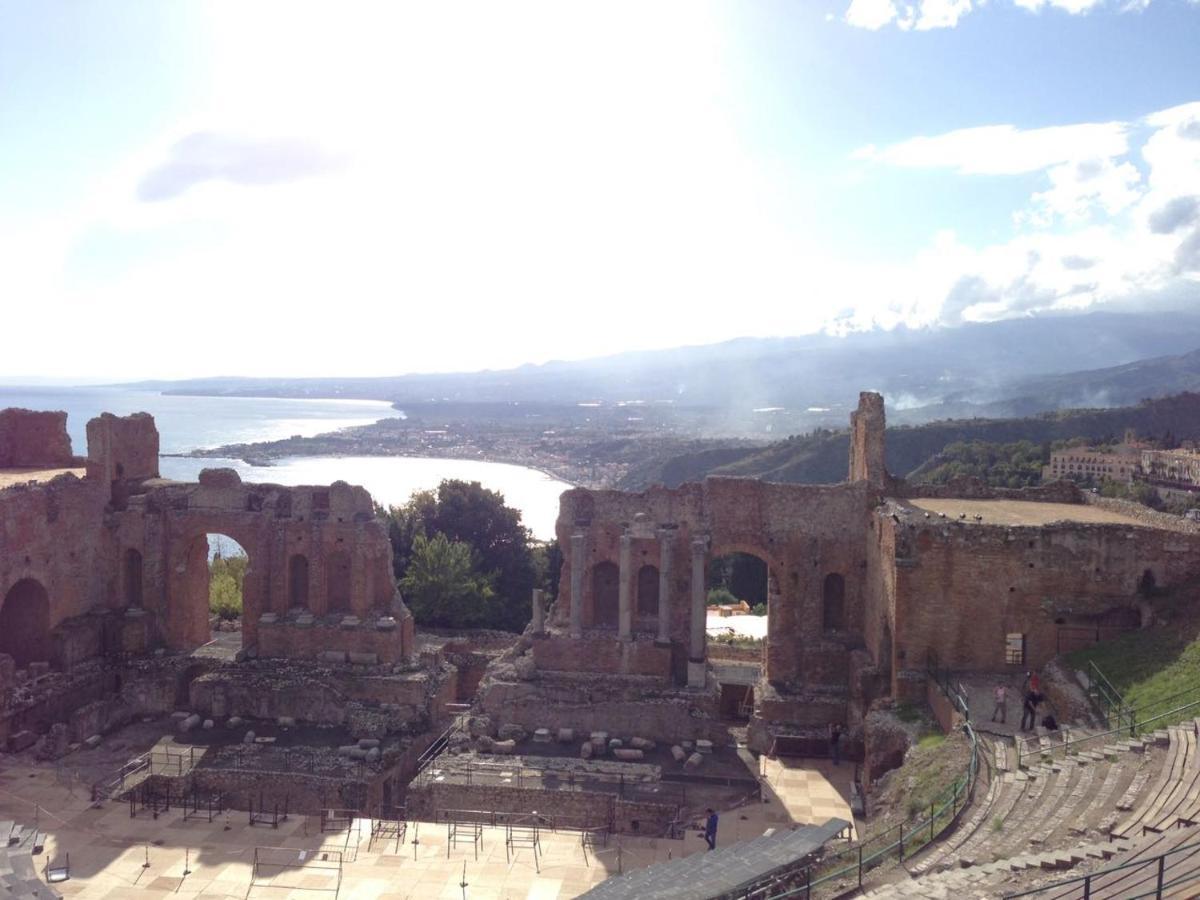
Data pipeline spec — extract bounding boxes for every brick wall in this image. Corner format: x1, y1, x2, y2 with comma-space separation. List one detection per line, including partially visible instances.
532, 633, 672, 677
0, 408, 75, 468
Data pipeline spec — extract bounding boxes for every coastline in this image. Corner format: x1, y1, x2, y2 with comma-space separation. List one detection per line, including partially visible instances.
166, 447, 583, 490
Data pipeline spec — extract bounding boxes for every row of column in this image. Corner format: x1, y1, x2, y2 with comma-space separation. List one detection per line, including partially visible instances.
562, 528, 708, 664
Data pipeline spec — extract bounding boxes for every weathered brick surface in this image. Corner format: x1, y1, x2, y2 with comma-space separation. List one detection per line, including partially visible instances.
0, 408, 75, 468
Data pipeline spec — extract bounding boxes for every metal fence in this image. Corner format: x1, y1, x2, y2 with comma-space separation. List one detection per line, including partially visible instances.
1002, 834, 1200, 898
741, 665, 981, 900
1014, 697, 1200, 769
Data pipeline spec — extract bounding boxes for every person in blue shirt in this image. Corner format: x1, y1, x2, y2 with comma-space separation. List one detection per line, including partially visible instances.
704, 808, 719, 850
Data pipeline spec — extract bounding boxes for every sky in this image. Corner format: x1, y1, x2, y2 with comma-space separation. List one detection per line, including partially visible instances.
1, 0, 1198, 380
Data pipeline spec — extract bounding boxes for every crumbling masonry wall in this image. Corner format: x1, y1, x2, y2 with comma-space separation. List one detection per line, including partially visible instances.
0, 408, 76, 468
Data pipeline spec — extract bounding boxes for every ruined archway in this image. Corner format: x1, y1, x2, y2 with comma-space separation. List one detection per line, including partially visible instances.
591, 561, 619, 629
636, 564, 660, 620
123, 548, 144, 608
175, 532, 255, 651
288, 554, 310, 611
0, 578, 51, 668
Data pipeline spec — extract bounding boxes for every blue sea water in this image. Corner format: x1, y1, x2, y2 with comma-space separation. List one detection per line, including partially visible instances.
0, 386, 568, 538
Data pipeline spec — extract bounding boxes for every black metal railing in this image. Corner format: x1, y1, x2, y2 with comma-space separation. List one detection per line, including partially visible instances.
745, 724, 980, 898
1002, 835, 1200, 898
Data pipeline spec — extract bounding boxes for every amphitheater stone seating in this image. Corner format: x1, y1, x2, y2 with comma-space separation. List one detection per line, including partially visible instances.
0, 819, 62, 900
865, 718, 1200, 898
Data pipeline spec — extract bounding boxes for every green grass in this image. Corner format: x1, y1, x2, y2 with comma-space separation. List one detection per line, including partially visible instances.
1066, 597, 1200, 722
917, 732, 946, 750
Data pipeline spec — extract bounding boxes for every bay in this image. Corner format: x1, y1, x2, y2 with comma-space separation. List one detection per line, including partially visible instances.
2, 386, 569, 540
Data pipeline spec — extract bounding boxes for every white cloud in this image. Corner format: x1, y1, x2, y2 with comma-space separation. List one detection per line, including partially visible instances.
838, 101, 1200, 329
853, 121, 1130, 175
845, 0, 903, 29
843, 0, 1174, 30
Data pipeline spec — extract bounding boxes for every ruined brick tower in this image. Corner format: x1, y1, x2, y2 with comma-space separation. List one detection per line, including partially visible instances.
848, 391, 887, 490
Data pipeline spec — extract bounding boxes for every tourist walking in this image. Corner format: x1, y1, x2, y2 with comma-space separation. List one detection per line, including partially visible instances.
704, 808, 719, 850
991, 682, 1008, 723
829, 722, 843, 766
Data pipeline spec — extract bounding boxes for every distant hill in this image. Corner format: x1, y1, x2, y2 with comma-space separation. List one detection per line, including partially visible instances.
118, 309, 1200, 437
892, 346, 1200, 423
619, 393, 1200, 489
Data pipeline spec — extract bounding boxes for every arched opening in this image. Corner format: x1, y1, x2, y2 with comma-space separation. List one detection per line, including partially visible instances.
591, 561, 619, 629
823, 573, 846, 631
205, 534, 249, 625
0, 578, 52, 668
288, 554, 310, 611
123, 548, 144, 608
327, 549, 352, 614
636, 564, 659, 617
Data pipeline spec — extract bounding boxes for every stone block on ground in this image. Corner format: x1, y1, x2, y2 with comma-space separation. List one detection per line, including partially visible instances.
491, 739, 516, 755
319, 651, 347, 664
532, 728, 552, 743
685, 752, 704, 768
671, 745, 687, 762
630, 737, 655, 750
243, 730, 257, 744
613, 748, 644, 761
178, 714, 202, 733
227, 716, 243, 728
202, 719, 214, 730
557, 728, 575, 743
358, 738, 381, 749
498, 724, 527, 742
608, 738, 623, 751
696, 739, 714, 754
581, 741, 594, 760
84, 734, 102, 749
348, 651, 378, 665
276, 716, 296, 728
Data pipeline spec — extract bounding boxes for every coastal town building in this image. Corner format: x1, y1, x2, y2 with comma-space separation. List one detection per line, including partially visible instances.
1042, 446, 1138, 484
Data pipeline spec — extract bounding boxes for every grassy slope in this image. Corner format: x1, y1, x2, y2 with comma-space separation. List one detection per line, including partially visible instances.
1066, 585, 1200, 717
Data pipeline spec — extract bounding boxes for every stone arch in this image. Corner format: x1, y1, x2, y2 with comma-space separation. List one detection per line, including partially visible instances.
288, 554, 310, 611
823, 573, 846, 631
591, 561, 619, 629
0, 578, 51, 668
327, 549, 353, 614
123, 548, 144, 608
174, 529, 258, 652
636, 564, 660, 617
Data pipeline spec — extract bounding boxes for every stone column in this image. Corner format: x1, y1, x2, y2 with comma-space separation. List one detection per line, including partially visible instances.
689, 537, 708, 688
656, 529, 672, 645
531, 588, 545, 635
569, 532, 585, 638
618, 530, 633, 641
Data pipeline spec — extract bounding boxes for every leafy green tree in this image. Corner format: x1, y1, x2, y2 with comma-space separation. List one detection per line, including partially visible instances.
209, 553, 247, 620
384, 480, 538, 631
399, 532, 496, 628
707, 586, 739, 607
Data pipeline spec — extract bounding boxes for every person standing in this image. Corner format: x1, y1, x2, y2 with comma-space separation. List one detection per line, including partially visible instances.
991, 682, 1008, 723
829, 722, 843, 766
1021, 690, 1038, 731
704, 808, 719, 851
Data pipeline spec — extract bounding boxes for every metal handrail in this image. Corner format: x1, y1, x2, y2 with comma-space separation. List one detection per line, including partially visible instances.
750, 721, 980, 898
1001, 834, 1200, 898
1014, 698, 1200, 769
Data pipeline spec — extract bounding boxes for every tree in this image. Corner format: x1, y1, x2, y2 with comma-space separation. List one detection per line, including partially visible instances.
399, 532, 496, 628
209, 554, 247, 620
384, 480, 539, 631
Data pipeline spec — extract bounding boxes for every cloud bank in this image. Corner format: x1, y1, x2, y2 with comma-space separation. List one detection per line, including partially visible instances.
843, 0, 1195, 31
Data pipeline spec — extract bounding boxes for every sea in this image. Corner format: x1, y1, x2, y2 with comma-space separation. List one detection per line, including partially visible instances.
0, 386, 569, 539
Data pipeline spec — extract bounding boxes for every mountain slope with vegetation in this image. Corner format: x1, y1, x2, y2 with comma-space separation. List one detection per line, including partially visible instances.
620, 392, 1200, 489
